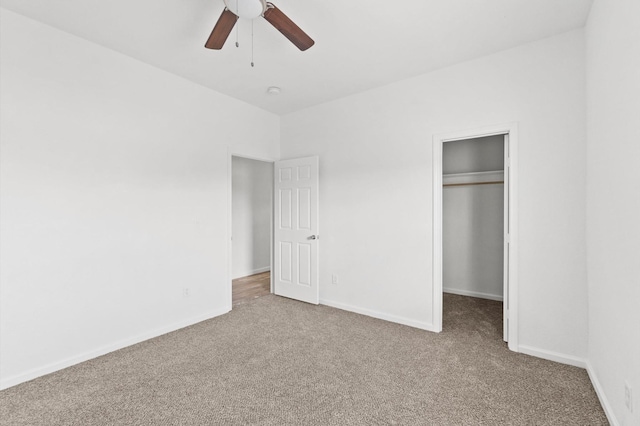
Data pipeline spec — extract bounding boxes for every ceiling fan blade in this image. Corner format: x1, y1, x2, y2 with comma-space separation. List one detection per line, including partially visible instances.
263, 3, 314, 51
205, 8, 237, 49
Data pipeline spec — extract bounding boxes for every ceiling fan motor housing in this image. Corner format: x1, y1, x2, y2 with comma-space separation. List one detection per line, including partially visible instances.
223, 0, 267, 19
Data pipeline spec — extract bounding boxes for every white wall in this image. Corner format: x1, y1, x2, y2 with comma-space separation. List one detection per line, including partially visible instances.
443, 135, 505, 174
281, 30, 588, 360
0, 10, 279, 389
443, 182, 504, 300
443, 136, 504, 301
586, 0, 640, 424
232, 157, 273, 278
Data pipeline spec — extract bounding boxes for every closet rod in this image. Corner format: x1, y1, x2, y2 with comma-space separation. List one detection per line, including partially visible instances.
443, 181, 504, 187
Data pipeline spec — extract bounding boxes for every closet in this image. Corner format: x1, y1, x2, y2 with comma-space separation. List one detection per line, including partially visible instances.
442, 135, 505, 301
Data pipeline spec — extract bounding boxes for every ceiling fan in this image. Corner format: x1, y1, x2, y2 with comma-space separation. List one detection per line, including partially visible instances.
205, 0, 314, 51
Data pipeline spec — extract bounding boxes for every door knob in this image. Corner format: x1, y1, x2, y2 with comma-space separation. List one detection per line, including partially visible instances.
308, 235, 318, 240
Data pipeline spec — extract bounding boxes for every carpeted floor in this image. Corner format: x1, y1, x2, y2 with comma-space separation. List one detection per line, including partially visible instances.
0, 294, 607, 425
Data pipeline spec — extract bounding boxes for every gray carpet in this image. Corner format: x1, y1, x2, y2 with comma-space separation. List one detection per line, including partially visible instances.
0, 294, 607, 425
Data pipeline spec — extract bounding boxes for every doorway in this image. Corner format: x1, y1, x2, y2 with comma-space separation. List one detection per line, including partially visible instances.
230, 155, 274, 306
432, 124, 518, 351
228, 154, 321, 308
443, 135, 505, 342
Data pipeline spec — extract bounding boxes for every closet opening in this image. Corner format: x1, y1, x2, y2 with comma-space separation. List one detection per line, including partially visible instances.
443, 136, 505, 341
433, 124, 518, 351
230, 155, 274, 307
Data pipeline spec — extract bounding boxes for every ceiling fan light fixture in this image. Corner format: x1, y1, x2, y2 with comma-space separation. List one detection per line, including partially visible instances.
223, 0, 267, 19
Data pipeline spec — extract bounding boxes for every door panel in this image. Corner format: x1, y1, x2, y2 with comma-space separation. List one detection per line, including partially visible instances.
279, 242, 292, 282
299, 189, 311, 229
274, 156, 319, 304
279, 189, 292, 229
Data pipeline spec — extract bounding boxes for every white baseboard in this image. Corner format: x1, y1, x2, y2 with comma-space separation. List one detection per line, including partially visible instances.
443, 287, 503, 301
586, 361, 620, 426
233, 267, 270, 279
517, 345, 586, 368
0, 306, 230, 390
320, 298, 436, 332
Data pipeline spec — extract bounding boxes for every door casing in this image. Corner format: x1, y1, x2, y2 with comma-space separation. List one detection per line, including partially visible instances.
432, 123, 519, 351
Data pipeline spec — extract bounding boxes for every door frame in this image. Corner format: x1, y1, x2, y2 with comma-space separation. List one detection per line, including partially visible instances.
432, 123, 519, 351
227, 151, 277, 310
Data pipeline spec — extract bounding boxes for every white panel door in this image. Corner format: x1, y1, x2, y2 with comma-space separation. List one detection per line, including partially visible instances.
274, 156, 319, 304
503, 135, 510, 342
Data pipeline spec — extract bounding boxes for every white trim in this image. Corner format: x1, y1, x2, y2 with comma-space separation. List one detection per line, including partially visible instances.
432, 137, 443, 332
517, 345, 586, 368
586, 361, 620, 426
507, 127, 519, 351
443, 288, 503, 302
432, 123, 519, 350
320, 299, 436, 332
435, 123, 516, 142
233, 266, 271, 279
227, 147, 233, 311
0, 307, 230, 390
229, 152, 279, 163
270, 183, 274, 294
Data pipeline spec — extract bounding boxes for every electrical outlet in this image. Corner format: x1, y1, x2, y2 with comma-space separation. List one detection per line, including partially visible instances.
183, 287, 190, 297
625, 382, 633, 412
331, 274, 338, 285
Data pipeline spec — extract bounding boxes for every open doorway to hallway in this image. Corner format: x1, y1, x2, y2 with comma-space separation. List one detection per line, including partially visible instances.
231, 156, 273, 306
232, 272, 271, 306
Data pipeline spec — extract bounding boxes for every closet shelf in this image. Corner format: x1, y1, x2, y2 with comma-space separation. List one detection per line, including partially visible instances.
443, 170, 504, 187
443, 181, 503, 187
442, 170, 504, 177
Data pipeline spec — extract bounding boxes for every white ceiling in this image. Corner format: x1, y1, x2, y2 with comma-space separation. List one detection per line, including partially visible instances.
0, 0, 594, 115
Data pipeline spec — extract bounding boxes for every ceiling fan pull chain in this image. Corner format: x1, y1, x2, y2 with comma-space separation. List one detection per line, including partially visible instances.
251, 19, 255, 67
